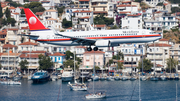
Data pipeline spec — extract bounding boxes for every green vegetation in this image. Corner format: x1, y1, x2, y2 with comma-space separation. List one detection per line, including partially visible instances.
134, 0, 143, 2
168, 0, 180, 4
24, 2, 45, 14
19, 59, 29, 70
136, 58, 153, 72
94, 14, 114, 26
0, 3, 3, 18
166, 58, 178, 73
107, 51, 124, 67
171, 7, 180, 13
157, 2, 163, 6
38, 54, 53, 70
1, 8, 16, 26
110, 25, 119, 29
62, 18, 72, 28
95, 66, 100, 70
56, 6, 65, 14
5, 0, 22, 7
5, 8, 10, 18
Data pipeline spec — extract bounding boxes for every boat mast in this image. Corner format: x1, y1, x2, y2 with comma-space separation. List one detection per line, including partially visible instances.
139, 71, 141, 101
153, 41, 155, 75
93, 51, 95, 93
176, 83, 178, 101
74, 51, 76, 82
8, 47, 9, 78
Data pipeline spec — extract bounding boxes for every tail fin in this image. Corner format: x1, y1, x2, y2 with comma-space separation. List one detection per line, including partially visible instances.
24, 8, 48, 30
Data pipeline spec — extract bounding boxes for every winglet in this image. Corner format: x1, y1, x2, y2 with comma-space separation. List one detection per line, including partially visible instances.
24, 8, 48, 31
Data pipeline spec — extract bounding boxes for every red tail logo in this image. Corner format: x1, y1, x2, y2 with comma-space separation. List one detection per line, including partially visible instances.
24, 8, 48, 30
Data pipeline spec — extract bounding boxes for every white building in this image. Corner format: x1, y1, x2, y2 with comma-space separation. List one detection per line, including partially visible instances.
72, 10, 93, 25
121, 14, 143, 29
117, 4, 138, 14
143, 0, 165, 7
65, 8, 89, 21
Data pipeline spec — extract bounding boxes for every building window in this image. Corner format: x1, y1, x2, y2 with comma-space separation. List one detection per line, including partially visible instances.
86, 56, 89, 60
103, 7, 105, 11
98, 62, 100, 65
59, 57, 60, 60
93, 7, 95, 11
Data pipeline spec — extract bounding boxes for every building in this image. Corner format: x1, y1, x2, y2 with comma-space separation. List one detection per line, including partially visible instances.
169, 44, 180, 73
83, 50, 105, 69
49, 52, 65, 69
146, 42, 171, 71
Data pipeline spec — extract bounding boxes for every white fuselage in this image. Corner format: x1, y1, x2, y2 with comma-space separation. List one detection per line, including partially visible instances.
30, 29, 162, 47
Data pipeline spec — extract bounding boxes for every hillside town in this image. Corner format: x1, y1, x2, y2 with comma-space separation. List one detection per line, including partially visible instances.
0, 0, 180, 77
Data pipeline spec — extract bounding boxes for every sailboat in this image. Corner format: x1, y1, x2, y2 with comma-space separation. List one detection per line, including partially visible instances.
85, 51, 106, 99
1, 48, 21, 85
68, 51, 87, 91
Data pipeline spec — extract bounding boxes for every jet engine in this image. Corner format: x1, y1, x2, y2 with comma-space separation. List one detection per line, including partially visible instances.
95, 40, 110, 47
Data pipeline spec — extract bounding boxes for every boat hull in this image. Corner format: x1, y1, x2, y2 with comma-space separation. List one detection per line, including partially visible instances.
31, 75, 50, 82
86, 94, 106, 99
61, 76, 74, 82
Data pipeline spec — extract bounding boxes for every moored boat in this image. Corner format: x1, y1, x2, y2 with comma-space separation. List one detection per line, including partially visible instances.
85, 91, 106, 99
61, 68, 74, 82
31, 70, 50, 82
68, 82, 87, 91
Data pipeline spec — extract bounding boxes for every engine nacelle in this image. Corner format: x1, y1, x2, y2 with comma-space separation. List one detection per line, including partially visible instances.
95, 40, 110, 47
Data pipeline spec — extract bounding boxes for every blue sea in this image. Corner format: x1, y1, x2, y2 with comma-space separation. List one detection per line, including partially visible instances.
0, 79, 179, 101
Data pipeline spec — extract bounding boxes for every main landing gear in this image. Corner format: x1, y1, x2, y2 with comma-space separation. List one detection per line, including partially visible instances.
87, 46, 98, 51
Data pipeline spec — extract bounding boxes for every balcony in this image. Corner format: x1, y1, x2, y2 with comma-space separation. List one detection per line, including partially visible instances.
148, 56, 163, 59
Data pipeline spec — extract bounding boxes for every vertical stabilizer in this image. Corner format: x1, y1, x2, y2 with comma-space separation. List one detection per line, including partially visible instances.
24, 8, 48, 30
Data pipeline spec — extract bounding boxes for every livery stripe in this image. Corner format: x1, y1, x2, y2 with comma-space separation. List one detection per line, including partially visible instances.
36, 34, 161, 42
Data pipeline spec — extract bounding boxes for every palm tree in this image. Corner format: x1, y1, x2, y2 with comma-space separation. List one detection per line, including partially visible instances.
166, 57, 178, 73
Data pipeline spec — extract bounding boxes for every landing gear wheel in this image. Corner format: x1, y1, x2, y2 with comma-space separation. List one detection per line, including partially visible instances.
87, 47, 92, 51
93, 47, 98, 51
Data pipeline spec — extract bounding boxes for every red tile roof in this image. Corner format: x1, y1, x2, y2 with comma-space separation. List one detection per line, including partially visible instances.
7, 28, 18, 31
21, 26, 29, 29
84, 50, 105, 54
3, 44, 17, 48
19, 54, 42, 58
74, 46, 86, 48
35, 12, 44, 15
12, 13, 19, 15
49, 52, 65, 56
0, 53, 3, 57
41, 1, 50, 3
73, 10, 91, 13
92, 24, 106, 27
119, 11, 131, 14
0, 38, 5, 41
1, 5, 7, 8
148, 43, 171, 47
66, 27, 72, 29
117, 4, 136, 7
2, 53, 21, 56
128, 14, 140, 17
9, 6, 15, 9
80, 16, 90, 19
155, 11, 162, 14
18, 7, 24, 9
19, 42, 38, 45
0, 29, 7, 35
21, 51, 46, 53
122, 1, 131, 3
142, 10, 146, 13
159, 38, 169, 41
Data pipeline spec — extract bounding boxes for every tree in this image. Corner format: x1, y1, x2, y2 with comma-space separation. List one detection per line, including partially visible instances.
38, 54, 53, 70
62, 18, 72, 28
171, 7, 180, 13
117, 61, 123, 69
21, 37, 25, 43
65, 50, 74, 60
110, 25, 119, 29
156, 2, 163, 6
24, 2, 45, 13
6, 0, 22, 7
166, 58, 178, 73
7, 18, 16, 26
4, 8, 10, 18
94, 14, 114, 26
21, 9, 25, 14
136, 58, 153, 72
19, 59, 29, 70
0, 3, 3, 18
134, 0, 143, 2
56, 6, 65, 14
65, 50, 82, 67
95, 66, 100, 70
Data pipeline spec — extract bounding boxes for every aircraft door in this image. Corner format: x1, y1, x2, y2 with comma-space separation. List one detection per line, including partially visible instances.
142, 31, 145, 38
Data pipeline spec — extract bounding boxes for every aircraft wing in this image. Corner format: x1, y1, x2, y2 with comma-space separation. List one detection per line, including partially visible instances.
52, 27, 96, 45
17, 34, 39, 37
55, 32, 96, 45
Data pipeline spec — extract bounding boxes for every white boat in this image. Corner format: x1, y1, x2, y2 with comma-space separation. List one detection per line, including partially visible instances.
86, 91, 106, 99
92, 75, 99, 81
51, 72, 58, 81
1, 80, 21, 85
68, 81, 87, 91
140, 76, 147, 81
61, 68, 74, 82
106, 76, 114, 81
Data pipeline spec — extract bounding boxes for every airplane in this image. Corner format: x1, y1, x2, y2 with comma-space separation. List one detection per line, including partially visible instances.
23, 8, 162, 51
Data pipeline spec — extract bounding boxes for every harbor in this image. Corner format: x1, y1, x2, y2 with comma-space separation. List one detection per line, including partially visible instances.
0, 78, 179, 101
